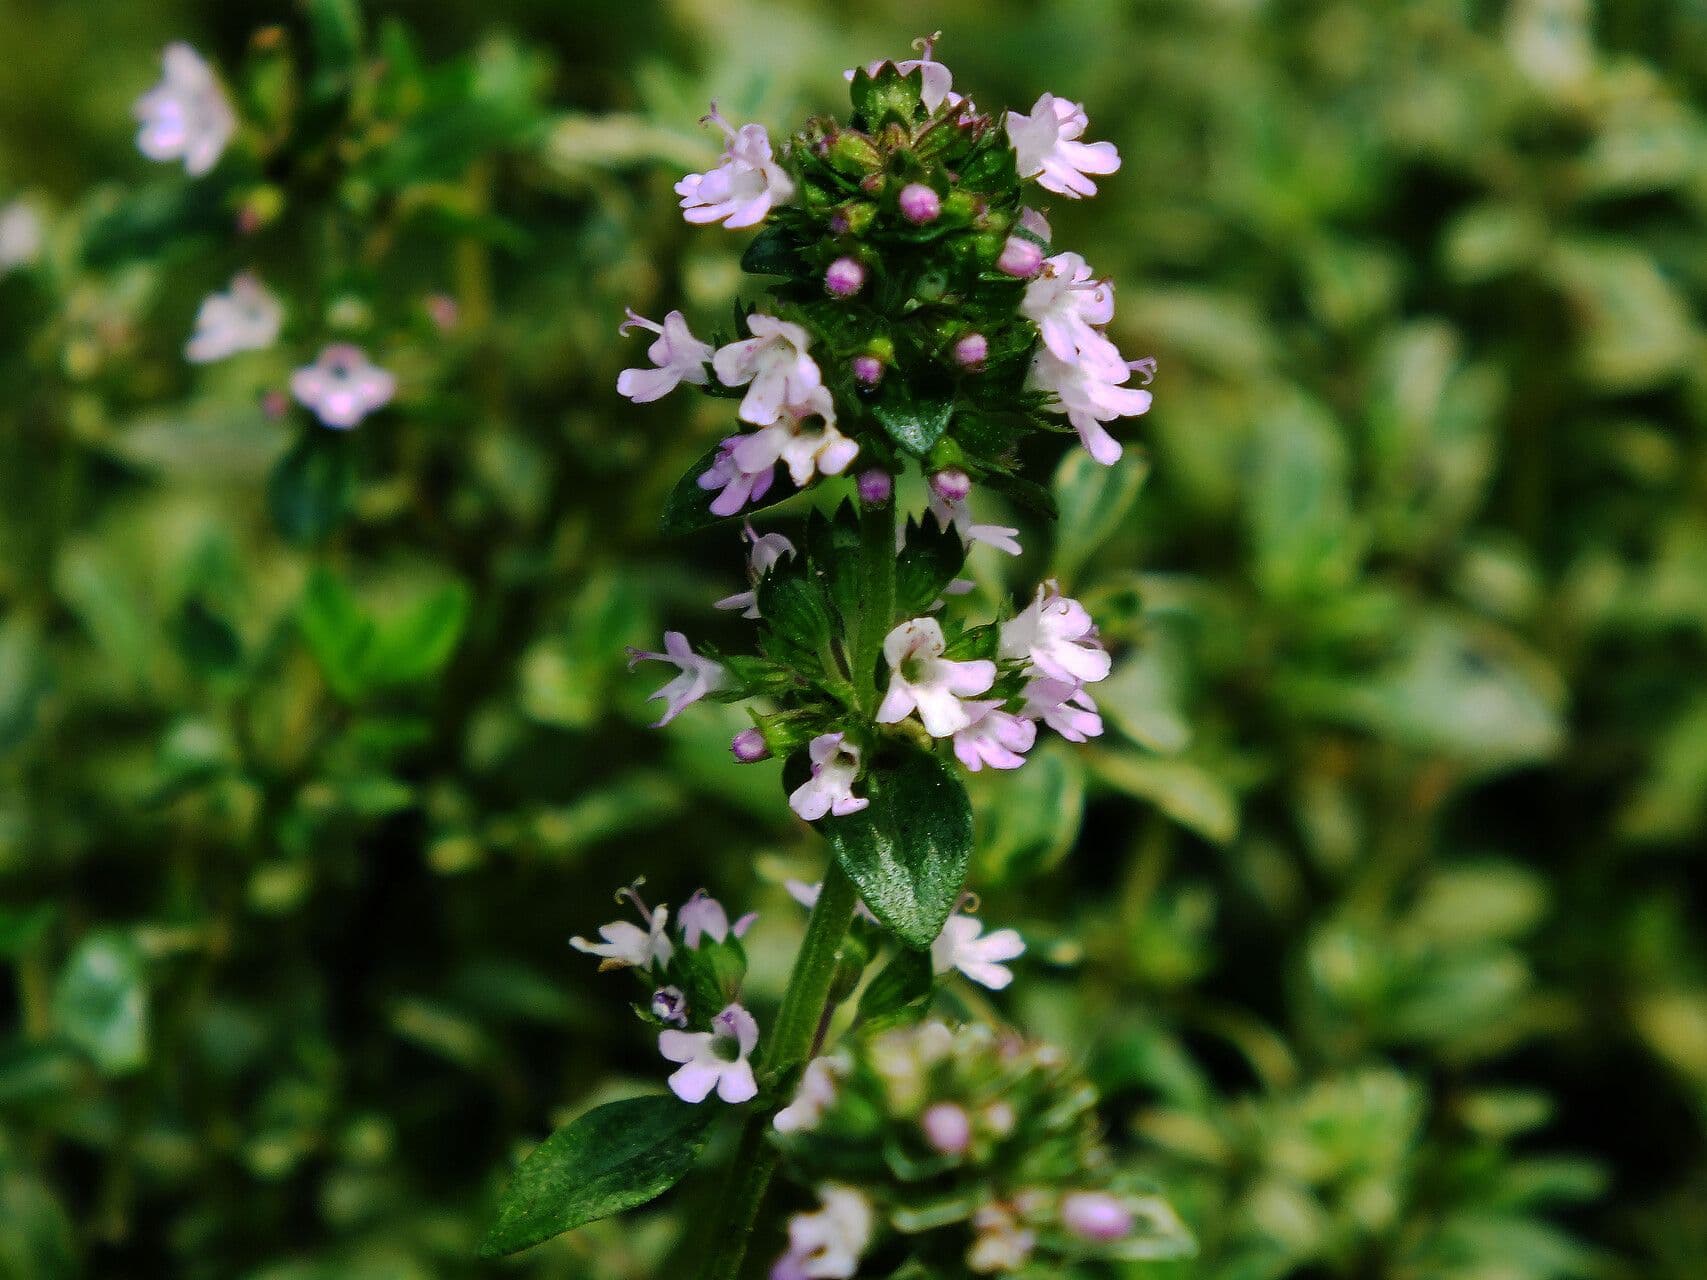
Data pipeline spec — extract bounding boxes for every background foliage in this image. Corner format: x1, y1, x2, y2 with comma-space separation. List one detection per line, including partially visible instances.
4, 0, 1706, 1276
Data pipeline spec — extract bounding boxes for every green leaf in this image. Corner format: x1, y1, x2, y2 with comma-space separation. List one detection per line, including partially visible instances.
659, 445, 791, 536
174, 598, 243, 677
297, 571, 470, 700
268, 433, 357, 545
757, 564, 836, 674
1052, 451, 1149, 585
856, 947, 934, 1031
823, 746, 972, 948
1245, 394, 1361, 602
480, 1096, 714, 1258
849, 64, 924, 127
873, 392, 954, 456
741, 225, 804, 277
1087, 752, 1239, 846
894, 514, 966, 617
361, 583, 471, 685
52, 932, 148, 1076
297, 569, 375, 702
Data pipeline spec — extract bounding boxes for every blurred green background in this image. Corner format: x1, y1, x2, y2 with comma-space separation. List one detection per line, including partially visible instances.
4, 0, 1707, 1276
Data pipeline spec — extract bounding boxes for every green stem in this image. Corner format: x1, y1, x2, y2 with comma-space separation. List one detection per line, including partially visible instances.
698, 862, 860, 1280
853, 497, 897, 716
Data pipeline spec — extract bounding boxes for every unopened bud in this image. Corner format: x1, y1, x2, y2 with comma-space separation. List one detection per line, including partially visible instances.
260, 389, 289, 420
825, 256, 866, 298
1061, 1192, 1133, 1243
953, 333, 988, 369
857, 469, 893, 505
426, 293, 459, 332
998, 235, 1044, 278
731, 729, 770, 763
930, 468, 972, 504
921, 1102, 972, 1155
899, 182, 941, 225
852, 354, 885, 388
650, 986, 688, 1026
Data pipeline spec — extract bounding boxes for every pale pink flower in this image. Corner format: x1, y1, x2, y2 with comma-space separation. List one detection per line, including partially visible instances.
932, 914, 1025, 990
713, 314, 823, 426
1062, 1192, 1135, 1243
1000, 582, 1112, 684
678, 889, 757, 948
1006, 92, 1120, 198
1028, 347, 1153, 465
186, 273, 282, 363
725, 388, 859, 493
1023, 676, 1105, 742
772, 1185, 873, 1280
617, 308, 713, 402
290, 344, 397, 429
570, 904, 673, 971
0, 201, 43, 272
659, 1003, 760, 1104
877, 618, 997, 738
928, 493, 1022, 556
676, 105, 795, 229
953, 703, 1037, 772
773, 1056, 844, 1134
1022, 252, 1125, 377
135, 43, 235, 177
699, 436, 778, 517
626, 631, 725, 726
716, 524, 798, 618
788, 733, 869, 821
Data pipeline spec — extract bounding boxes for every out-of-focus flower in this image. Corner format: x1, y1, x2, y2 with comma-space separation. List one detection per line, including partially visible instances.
1005, 92, 1119, 198
626, 632, 725, 726
290, 344, 396, 429
135, 43, 235, 177
788, 733, 870, 821
617, 308, 713, 402
876, 618, 997, 737
771, 1185, 873, 1280
1061, 1191, 1135, 1243
0, 201, 43, 272
774, 1056, 845, 1134
186, 273, 282, 363
677, 105, 795, 229
968, 1203, 1037, 1272
659, 1003, 760, 1104
932, 914, 1025, 990
678, 889, 757, 948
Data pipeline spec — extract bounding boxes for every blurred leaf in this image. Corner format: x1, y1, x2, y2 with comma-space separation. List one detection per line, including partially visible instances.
1244, 393, 1360, 602
1087, 752, 1238, 846
268, 434, 357, 545
1051, 450, 1149, 586
970, 744, 1085, 885
52, 932, 147, 1076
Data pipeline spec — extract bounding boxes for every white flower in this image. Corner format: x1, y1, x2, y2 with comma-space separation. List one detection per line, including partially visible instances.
713, 314, 823, 426
677, 889, 757, 948
626, 631, 726, 727
932, 914, 1025, 990
134, 43, 236, 177
186, 273, 282, 364
1005, 92, 1120, 199
773, 1055, 844, 1134
1000, 582, 1112, 684
716, 523, 798, 618
774, 1185, 874, 1280
1029, 347, 1153, 465
788, 733, 870, 821
1021, 252, 1126, 377
290, 344, 397, 429
676, 105, 795, 230
616, 308, 713, 402
928, 493, 1022, 556
952, 703, 1037, 772
570, 904, 673, 971
876, 618, 997, 738
1023, 676, 1104, 742
659, 1003, 760, 1104
844, 33, 959, 113
0, 201, 43, 272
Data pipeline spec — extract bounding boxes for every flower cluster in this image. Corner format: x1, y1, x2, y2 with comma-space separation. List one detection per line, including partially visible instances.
132, 43, 397, 430
768, 1020, 1193, 1276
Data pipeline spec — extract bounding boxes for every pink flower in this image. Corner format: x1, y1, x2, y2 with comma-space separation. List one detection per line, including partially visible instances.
290, 344, 396, 429
716, 523, 797, 618
722, 388, 859, 495
1062, 1192, 1135, 1243
953, 703, 1037, 772
927, 492, 1022, 557
676, 106, 795, 229
876, 618, 997, 738
1001, 582, 1112, 685
1023, 676, 1104, 742
626, 632, 725, 726
1005, 92, 1121, 198
1027, 347, 1153, 465
677, 889, 757, 948
774, 1055, 845, 1134
931, 914, 1025, 989
1022, 252, 1124, 377
699, 437, 777, 517
921, 1102, 972, 1155
659, 1003, 760, 1104
788, 733, 870, 821
134, 43, 235, 177
772, 1185, 873, 1280
713, 314, 823, 426
617, 308, 713, 402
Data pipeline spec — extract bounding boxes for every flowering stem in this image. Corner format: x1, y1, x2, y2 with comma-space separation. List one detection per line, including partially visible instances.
698, 861, 859, 1280
853, 498, 897, 714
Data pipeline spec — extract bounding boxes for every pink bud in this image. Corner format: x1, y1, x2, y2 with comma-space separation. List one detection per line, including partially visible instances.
426, 293, 459, 332
930, 468, 972, 504
825, 256, 866, 298
261, 389, 289, 420
857, 469, 893, 505
1061, 1192, 1133, 1243
953, 333, 988, 369
899, 183, 941, 225
921, 1102, 971, 1155
852, 355, 885, 388
998, 235, 1044, 278
731, 729, 770, 763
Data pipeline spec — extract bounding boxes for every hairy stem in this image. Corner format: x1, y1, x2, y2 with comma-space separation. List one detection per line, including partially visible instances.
698, 862, 859, 1280
853, 497, 897, 716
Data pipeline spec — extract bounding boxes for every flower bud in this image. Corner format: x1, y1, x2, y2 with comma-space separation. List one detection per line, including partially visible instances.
857, 469, 894, 505
921, 1102, 971, 1155
953, 333, 988, 370
998, 235, 1044, 278
650, 986, 688, 1026
260, 389, 289, 420
899, 182, 941, 225
731, 728, 771, 763
852, 355, 885, 388
426, 293, 459, 332
1061, 1192, 1133, 1243
929, 468, 972, 504
825, 256, 866, 298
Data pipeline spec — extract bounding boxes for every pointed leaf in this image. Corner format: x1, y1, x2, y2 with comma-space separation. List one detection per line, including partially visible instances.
873, 393, 954, 456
